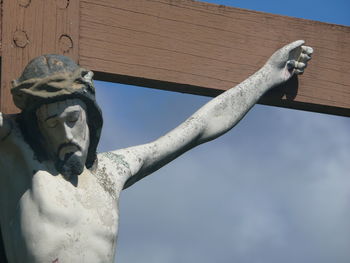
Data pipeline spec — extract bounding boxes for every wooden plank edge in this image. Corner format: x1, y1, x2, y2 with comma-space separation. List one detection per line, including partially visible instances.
93, 71, 350, 117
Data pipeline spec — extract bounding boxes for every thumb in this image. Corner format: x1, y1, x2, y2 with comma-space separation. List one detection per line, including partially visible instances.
284, 40, 305, 52
282, 40, 305, 55
281, 40, 306, 64
266, 40, 306, 69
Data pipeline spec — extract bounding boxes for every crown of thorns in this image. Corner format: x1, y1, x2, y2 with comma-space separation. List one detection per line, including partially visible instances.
11, 67, 95, 111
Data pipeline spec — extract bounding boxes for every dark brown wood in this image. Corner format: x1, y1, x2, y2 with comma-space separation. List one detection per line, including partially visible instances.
79, 0, 350, 117
0, 0, 80, 113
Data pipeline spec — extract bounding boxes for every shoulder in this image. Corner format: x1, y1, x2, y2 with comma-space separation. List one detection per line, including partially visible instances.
0, 113, 17, 142
95, 150, 135, 192
98, 146, 148, 175
97, 150, 131, 170
96, 146, 150, 188
0, 112, 7, 140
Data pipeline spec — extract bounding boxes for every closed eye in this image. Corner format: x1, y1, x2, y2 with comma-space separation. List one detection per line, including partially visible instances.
45, 118, 58, 128
67, 111, 80, 124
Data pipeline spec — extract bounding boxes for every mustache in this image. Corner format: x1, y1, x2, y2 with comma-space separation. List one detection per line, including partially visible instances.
57, 142, 82, 158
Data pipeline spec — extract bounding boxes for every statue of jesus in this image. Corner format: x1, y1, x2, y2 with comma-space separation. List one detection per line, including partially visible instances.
0, 40, 312, 262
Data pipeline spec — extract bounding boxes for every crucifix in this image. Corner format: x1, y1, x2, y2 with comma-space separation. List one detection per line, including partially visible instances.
0, 1, 348, 262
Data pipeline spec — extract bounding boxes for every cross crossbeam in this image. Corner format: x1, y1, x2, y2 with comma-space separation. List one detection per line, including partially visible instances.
1, 0, 349, 116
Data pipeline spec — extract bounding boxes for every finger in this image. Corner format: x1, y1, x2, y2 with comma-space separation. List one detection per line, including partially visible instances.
299, 53, 311, 62
294, 69, 304, 75
287, 60, 296, 70
287, 60, 307, 72
301, 46, 313, 55
295, 62, 307, 70
285, 40, 305, 52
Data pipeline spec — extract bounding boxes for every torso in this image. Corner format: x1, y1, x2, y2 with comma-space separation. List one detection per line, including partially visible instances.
0, 117, 131, 263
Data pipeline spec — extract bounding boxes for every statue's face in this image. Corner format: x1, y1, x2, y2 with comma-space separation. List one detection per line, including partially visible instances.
36, 99, 90, 178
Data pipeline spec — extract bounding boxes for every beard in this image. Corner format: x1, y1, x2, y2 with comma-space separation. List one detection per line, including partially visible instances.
55, 152, 85, 179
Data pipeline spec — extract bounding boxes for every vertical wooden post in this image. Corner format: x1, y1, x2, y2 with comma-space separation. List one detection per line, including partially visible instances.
0, 0, 80, 113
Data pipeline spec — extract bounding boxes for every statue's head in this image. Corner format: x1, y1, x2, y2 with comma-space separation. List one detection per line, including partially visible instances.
35, 98, 90, 178
11, 54, 103, 178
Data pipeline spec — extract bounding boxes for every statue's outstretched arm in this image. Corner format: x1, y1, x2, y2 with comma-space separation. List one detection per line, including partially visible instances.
118, 40, 313, 189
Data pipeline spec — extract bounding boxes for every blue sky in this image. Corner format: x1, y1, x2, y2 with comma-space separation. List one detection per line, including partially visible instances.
94, 1, 350, 262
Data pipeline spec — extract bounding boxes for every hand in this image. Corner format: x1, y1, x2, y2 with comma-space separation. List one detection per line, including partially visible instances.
0, 112, 5, 139
0, 112, 11, 140
0, 112, 3, 128
265, 40, 313, 85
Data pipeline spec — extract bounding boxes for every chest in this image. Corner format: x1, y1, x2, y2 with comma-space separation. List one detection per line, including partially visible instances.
28, 170, 120, 229
3, 170, 121, 262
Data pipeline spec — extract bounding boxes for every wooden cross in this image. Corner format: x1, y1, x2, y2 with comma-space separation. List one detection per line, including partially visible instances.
0, 0, 349, 116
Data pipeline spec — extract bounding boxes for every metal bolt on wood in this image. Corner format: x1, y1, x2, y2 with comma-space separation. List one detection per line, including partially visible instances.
18, 0, 31, 8
59, 34, 73, 53
56, 0, 70, 9
13, 30, 29, 48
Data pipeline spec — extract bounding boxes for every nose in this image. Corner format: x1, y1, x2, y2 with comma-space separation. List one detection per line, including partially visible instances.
61, 123, 74, 142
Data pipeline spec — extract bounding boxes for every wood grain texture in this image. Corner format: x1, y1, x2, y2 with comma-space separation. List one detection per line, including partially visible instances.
0, 0, 349, 116
79, 0, 350, 116
0, 0, 80, 113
